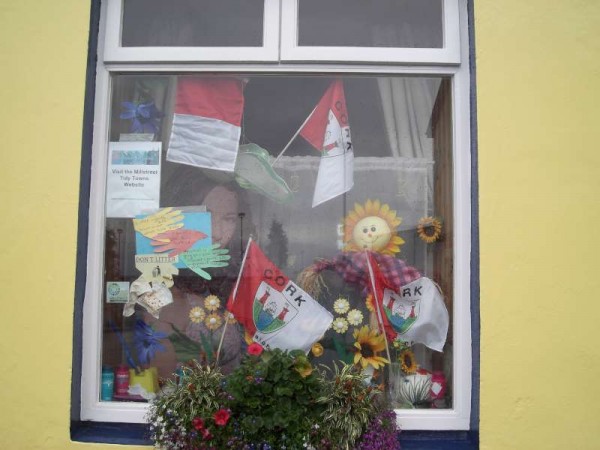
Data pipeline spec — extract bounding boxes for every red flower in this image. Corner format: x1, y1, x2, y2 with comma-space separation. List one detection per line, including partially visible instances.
201, 428, 213, 440
247, 343, 263, 356
192, 417, 204, 430
213, 408, 231, 426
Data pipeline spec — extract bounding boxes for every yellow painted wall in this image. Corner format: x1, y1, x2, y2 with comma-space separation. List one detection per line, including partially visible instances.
475, 0, 600, 449
0, 0, 598, 448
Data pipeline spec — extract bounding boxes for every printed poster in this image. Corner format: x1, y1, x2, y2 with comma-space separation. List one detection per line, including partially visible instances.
106, 141, 162, 218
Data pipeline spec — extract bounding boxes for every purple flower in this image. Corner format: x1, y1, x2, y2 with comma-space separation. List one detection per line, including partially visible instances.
120, 101, 162, 134
134, 319, 167, 365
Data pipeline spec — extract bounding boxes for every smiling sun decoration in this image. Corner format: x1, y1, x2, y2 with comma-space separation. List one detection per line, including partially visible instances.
342, 199, 404, 255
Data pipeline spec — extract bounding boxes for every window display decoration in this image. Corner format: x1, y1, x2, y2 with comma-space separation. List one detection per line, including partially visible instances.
331, 317, 349, 334
225, 240, 333, 354
342, 199, 405, 255
134, 319, 168, 366
124, 278, 174, 318
352, 325, 389, 370
188, 306, 206, 324
347, 309, 364, 326
333, 296, 350, 314
234, 143, 293, 203
132, 207, 184, 239
120, 100, 162, 134
417, 216, 443, 243
367, 252, 449, 352
147, 350, 401, 450
204, 294, 221, 311
166, 77, 246, 172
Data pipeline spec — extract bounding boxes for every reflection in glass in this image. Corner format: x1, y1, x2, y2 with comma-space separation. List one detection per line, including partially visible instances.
100, 74, 453, 410
298, 0, 443, 48
122, 0, 264, 47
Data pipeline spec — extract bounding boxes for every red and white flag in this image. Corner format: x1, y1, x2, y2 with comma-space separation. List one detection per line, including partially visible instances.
227, 241, 333, 352
366, 252, 449, 352
167, 77, 245, 172
300, 80, 354, 207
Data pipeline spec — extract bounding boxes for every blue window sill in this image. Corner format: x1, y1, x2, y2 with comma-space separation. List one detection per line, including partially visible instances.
71, 422, 478, 449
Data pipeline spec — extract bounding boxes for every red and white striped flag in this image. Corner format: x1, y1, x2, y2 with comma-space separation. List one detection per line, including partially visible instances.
167, 77, 245, 172
300, 80, 354, 207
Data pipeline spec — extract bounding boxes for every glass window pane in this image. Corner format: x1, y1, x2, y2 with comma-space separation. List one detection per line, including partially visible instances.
121, 0, 264, 47
101, 74, 453, 410
298, 0, 443, 48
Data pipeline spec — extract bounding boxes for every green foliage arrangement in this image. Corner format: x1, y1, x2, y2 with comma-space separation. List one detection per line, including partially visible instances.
147, 345, 400, 450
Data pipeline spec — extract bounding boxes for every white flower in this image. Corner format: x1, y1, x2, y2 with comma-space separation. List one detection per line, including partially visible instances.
331, 317, 349, 334
333, 297, 350, 314
347, 309, 364, 326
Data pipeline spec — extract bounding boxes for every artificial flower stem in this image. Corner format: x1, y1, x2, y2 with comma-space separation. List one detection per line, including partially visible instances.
364, 251, 393, 365
215, 237, 253, 365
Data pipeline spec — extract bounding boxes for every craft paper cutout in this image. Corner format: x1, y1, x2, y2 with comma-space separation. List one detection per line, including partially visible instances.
134, 254, 180, 287
124, 276, 174, 319
150, 229, 207, 257
135, 210, 212, 268
133, 207, 184, 239
180, 244, 231, 280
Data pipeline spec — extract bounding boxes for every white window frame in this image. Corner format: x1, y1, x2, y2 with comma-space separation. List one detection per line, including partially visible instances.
81, 0, 472, 431
280, 0, 461, 64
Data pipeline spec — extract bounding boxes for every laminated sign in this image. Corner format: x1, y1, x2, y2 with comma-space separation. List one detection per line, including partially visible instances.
227, 241, 333, 353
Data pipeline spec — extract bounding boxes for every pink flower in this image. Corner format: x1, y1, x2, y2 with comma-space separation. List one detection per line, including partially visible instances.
192, 417, 204, 430
213, 408, 231, 426
201, 428, 213, 440
247, 343, 264, 356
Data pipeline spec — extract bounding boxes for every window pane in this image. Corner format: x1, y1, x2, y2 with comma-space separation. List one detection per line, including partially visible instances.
298, 0, 443, 48
121, 0, 264, 47
100, 74, 453, 410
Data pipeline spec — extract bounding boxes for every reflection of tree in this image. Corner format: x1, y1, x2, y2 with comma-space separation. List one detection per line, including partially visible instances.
266, 220, 288, 269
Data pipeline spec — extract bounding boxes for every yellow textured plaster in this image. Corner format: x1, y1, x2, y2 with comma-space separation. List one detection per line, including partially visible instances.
476, 0, 600, 449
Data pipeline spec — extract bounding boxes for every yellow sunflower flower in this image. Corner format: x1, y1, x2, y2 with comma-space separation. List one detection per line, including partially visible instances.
331, 317, 349, 334
333, 297, 350, 314
204, 313, 223, 330
347, 309, 364, 326
399, 349, 418, 374
352, 326, 389, 370
204, 295, 221, 311
189, 306, 206, 324
417, 216, 442, 244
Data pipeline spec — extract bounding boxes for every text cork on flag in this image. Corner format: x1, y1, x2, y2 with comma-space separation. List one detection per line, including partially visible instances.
167, 77, 245, 172
227, 241, 333, 353
366, 252, 449, 352
300, 80, 354, 207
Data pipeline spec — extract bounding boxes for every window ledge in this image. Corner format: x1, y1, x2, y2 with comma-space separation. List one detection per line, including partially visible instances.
71, 421, 478, 449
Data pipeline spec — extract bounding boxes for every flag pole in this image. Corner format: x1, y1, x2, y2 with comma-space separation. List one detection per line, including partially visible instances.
215, 236, 253, 365
271, 106, 317, 166
365, 251, 393, 365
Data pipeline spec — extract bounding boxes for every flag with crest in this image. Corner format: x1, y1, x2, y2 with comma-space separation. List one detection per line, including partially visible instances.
227, 241, 333, 352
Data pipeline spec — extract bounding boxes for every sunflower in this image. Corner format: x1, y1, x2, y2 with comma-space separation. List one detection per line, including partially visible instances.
342, 199, 405, 255
399, 349, 418, 374
331, 317, 349, 334
417, 216, 442, 244
189, 306, 206, 324
204, 313, 223, 330
346, 309, 364, 326
333, 297, 350, 314
204, 295, 221, 311
352, 326, 389, 370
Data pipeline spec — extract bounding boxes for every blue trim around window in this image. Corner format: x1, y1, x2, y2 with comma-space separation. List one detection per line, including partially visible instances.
71, 1, 480, 447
